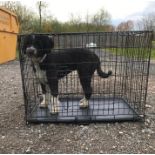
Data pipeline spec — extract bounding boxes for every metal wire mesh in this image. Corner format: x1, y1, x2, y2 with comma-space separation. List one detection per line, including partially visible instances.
19, 31, 153, 123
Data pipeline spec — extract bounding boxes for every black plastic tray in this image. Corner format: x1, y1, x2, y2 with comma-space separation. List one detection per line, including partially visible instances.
27, 97, 141, 123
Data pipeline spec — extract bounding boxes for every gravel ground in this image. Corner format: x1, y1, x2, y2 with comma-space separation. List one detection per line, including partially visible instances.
0, 60, 155, 154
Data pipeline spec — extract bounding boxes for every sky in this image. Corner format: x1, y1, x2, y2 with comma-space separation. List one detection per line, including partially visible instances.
2, 0, 155, 25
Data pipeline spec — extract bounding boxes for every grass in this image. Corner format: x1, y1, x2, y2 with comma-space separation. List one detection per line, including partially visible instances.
106, 41, 155, 60
107, 48, 151, 59
152, 41, 155, 45
151, 48, 155, 59
151, 41, 155, 59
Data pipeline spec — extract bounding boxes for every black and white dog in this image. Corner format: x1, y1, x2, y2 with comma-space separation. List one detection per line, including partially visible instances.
22, 34, 112, 114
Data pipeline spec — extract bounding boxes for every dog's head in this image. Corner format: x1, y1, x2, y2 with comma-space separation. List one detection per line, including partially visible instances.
22, 34, 54, 59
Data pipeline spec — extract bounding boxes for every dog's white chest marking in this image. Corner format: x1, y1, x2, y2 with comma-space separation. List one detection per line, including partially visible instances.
34, 64, 47, 84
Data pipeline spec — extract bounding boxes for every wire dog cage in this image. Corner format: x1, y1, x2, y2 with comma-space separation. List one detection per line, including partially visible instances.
19, 31, 153, 123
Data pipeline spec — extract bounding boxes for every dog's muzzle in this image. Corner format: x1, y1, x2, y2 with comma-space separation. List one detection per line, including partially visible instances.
26, 46, 37, 56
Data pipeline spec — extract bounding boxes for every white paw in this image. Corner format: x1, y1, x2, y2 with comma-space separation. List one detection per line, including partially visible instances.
50, 96, 60, 115
79, 97, 89, 108
39, 94, 48, 108
50, 106, 59, 114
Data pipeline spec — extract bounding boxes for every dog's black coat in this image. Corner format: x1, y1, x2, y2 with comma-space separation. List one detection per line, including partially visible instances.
22, 34, 112, 100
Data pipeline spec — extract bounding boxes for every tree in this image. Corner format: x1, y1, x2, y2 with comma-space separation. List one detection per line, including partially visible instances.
136, 13, 155, 31
91, 8, 111, 31
85, 12, 90, 32
116, 20, 134, 31
0, 2, 114, 33
69, 14, 83, 32
36, 1, 48, 31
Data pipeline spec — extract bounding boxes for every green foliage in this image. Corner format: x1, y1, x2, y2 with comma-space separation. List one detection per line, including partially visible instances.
152, 41, 155, 46
91, 8, 111, 26
0, 1, 113, 33
151, 41, 155, 59
151, 48, 155, 59
107, 46, 155, 59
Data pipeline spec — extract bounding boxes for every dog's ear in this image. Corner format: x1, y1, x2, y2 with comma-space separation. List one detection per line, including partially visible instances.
48, 35, 54, 49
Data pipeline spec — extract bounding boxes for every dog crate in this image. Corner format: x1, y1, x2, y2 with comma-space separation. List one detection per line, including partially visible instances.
19, 31, 153, 123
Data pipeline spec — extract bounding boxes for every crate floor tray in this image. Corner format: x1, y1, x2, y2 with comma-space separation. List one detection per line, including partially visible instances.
27, 97, 141, 123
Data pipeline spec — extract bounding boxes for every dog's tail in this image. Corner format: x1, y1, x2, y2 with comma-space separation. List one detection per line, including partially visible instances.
97, 62, 112, 78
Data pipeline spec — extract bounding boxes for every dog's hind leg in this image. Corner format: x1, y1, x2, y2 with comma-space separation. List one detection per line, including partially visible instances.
50, 94, 60, 114
46, 72, 60, 114
78, 73, 93, 108
39, 83, 48, 108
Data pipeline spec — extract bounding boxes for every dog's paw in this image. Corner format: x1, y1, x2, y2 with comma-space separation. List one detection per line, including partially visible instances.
40, 103, 48, 108
50, 106, 59, 115
39, 94, 48, 108
79, 98, 89, 108
50, 96, 60, 115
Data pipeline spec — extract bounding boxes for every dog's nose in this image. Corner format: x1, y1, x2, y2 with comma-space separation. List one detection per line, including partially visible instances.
26, 46, 36, 55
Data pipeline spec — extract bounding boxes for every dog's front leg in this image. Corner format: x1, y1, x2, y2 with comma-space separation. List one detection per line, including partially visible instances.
50, 95, 60, 114
39, 84, 48, 108
39, 94, 48, 108
46, 70, 60, 114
